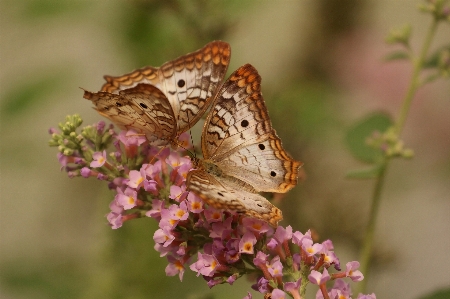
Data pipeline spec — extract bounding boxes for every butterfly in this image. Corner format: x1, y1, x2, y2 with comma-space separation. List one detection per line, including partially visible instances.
186, 64, 302, 227
83, 41, 231, 146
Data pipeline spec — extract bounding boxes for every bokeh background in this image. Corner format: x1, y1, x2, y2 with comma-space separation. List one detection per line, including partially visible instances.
1, 1, 449, 298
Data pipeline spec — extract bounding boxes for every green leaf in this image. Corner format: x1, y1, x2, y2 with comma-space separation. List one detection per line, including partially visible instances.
345, 112, 393, 163
423, 44, 450, 69
384, 51, 410, 62
346, 165, 382, 179
417, 288, 450, 299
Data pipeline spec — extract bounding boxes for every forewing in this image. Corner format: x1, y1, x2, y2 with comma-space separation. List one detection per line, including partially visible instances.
202, 64, 302, 193
101, 66, 160, 93
158, 41, 231, 134
186, 170, 283, 227
83, 84, 176, 146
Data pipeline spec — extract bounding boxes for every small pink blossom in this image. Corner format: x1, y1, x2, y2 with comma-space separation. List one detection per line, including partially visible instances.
204, 208, 223, 223
242, 218, 272, 235
302, 238, 323, 257
115, 187, 137, 210
308, 268, 330, 285
153, 226, 175, 247
346, 261, 364, 282
90, 150, 107, 168
267, 256, 283, 277
165, 255, 185, 281
117, 129, 146, 147
186, 192, 203, 213
239, 231, 257, 254
127, 170, 145, 188
271, 289, 286, 299
169, 185, 187, 202
189, 252, 220, 277
145, 199, 164, 219
292, 229, 312, 247
107, 212, 122, 229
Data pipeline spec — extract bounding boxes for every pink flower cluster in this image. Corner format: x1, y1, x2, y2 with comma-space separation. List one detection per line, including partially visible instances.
49, 117, 375, 299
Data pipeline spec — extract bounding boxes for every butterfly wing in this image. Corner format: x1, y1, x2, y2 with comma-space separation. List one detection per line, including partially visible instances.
83, 83, 176, 146
102, 66, 160, 93
187, 169, 283, 227
201, 64, 302, 193
100, 41, 231, 135
159, 41, 231, 134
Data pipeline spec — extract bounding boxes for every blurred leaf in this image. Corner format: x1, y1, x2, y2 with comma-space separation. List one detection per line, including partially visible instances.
346, 165, 382, 179
423, 44, 450, 69
20, 0, 87, 19
417, 288, 450, 299
422, 72, 441, 85
383, 51, 410, 62
1, 73, 67, 118
345, 112, 393, 163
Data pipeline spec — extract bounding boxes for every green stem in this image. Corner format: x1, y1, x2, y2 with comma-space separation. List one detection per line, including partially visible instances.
394, 18, 438, 135
356, 160, 388, 293
357, 18, 439, 294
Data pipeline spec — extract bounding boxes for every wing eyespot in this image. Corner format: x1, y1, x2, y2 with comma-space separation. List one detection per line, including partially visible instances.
258, 144, 265, 150
139, 103, 148, 109
257, 204, 262, 207
241, 120, 249, 127
115, 102, 123, 107
270, 171, 276, 177
177, 79, 185, 88
218, 192, 224, 197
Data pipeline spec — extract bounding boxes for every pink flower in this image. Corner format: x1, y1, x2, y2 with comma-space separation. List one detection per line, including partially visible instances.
271, 289, 286, 299
117, 129, 146, 147
308, 268, 330, 285
274, 225, 292, 243
253, 251, 268, 267
107, 212, 122, 229
346, 261, 364, 282
169, 185, 187, 202
267, 256, 283, 277
90, 150, 107, 168
292, 229, 312, 247
153, 226, 175, 247
145, 199, 164, 219
204, 208, 223, 223
115, 187, 137, 210
189, 253, 220, 277
239, 231, 257, 254
242, 218, 272, 235
165, 255, 185, 281
80, 167, 92, 178
251, 276, 269, 294
169, 202, 189, 221
127, 170, 145, 188
243, 291, 252, 299
144, 179, 158, 194
284, 278, 301, 293
186, 192, 203, 213
302, 238, 323, 257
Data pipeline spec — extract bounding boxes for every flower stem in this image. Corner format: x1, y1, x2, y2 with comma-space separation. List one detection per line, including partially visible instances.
357, 17, 439, 294
394, 18, 438, 135
357, 160, 388, 293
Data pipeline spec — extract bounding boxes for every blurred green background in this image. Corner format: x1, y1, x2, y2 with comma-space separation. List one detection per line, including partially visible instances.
1, 1, 449, 298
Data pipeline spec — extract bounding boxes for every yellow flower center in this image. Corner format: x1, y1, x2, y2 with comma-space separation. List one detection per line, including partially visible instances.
127, 196, 134, 204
